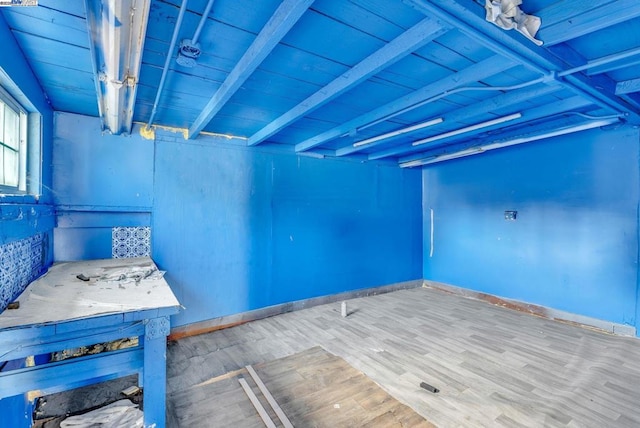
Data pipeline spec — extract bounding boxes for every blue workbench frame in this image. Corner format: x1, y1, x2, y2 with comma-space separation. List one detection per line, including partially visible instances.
0, 306, 178, 427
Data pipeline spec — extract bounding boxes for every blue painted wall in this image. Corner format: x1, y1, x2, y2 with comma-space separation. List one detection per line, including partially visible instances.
52, 113, 154, 261
153, 130, 422, 326
0, 10, 55, 246
423, 125, 640, 329
51, 116, 422, 327
0, 13, 54, 428
0, 10, 54, 278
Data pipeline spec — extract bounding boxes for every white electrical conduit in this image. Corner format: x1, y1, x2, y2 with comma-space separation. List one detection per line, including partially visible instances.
355, 75, 552, 134
190, 0, 215, 45
145, 0, 189, 129
352, 47, 640, 136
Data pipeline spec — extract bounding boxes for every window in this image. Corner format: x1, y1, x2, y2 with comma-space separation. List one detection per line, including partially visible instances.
0, 86, 27, 193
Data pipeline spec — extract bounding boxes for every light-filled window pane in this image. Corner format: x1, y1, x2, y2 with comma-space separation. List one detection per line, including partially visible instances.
0, 85, 33, 192
3, 148, 18, 187
0, 101, 4, 144
0, 87, 28, 191
4, 105, 19, 150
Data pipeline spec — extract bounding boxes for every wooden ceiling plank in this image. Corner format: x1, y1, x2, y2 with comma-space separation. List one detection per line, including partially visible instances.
187, 0, 315, 139
247, 16, 448, 146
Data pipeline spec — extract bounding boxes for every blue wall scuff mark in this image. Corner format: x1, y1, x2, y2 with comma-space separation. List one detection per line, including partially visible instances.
423, 126, 640, 329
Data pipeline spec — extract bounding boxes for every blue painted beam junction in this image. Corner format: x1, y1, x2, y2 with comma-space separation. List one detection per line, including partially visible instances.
336, 80, 561, 157
362, 83, 564, 160
295, 55, 517, 153
188, 0, 315, 139
536, 0, 640, 46
247, 16, 449, 146
403, 0, 640, 125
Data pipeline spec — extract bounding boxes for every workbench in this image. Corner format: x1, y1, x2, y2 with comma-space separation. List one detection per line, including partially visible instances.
0, 257, 180, 428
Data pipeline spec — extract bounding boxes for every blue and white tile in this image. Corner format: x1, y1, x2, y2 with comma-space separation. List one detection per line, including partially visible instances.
0, 233, 44, 312
112, 227, 151, 258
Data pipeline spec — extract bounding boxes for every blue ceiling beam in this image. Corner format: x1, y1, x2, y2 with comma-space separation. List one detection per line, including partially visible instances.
187, 0, 315, 139
295, 54, 515, 153
403, 0, 640, 124
587, 58, 640, 76
367, 83, 567, 160
537, 0, 640, 46
616, 78, 640, 96
247, 17, 448, 146
334, 69, 555, 157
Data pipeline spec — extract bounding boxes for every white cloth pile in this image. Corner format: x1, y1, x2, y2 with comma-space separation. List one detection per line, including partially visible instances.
485, 0, 543, 45
60, 399, 143, 428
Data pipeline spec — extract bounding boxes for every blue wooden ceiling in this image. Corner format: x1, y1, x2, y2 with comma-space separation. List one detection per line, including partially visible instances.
2, 0, 640, 166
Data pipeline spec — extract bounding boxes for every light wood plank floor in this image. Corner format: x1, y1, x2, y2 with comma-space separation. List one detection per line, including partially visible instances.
168, 346, 435, 427
166, 286, 640, 427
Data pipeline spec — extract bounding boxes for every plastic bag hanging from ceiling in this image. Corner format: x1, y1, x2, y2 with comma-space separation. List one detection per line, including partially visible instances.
485, 0, 543, 46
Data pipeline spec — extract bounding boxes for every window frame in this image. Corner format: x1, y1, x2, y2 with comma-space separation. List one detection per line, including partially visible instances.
0, 85, 27, 193
0, 79, 42, 197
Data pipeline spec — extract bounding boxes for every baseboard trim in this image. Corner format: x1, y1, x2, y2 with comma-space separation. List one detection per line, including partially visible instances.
169, 279, 423, 340
423, 280, 636, 337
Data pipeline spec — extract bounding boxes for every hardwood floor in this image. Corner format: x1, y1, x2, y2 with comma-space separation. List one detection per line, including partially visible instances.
166, 286, 640, 427
168, 346, 435, 427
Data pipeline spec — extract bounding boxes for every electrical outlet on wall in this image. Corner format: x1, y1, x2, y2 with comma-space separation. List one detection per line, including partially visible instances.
504, 210, 517, 221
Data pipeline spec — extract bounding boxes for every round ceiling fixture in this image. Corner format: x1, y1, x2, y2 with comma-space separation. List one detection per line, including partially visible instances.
176, 39, 201, 67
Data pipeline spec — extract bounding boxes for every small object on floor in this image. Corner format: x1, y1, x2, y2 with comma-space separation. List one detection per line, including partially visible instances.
238, 377, 277, 428
341, 301, 347, 317
76, 274, 90, 282
7, 301, 19, 310
420, 381, 439, 393
121, 385, 141, 397
246, 365, 293, 428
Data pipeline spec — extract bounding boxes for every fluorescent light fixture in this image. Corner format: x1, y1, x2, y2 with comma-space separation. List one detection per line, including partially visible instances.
400, 147, 484, 168
86, 0, 151, 135
298, 151, 325, 159
353, 117, 444, 147
399, 117, 620, 169
412, 113, 522, 147
482, 118, 621, 151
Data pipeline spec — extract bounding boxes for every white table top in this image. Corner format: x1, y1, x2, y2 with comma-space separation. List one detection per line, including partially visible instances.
0, 257, 180, 329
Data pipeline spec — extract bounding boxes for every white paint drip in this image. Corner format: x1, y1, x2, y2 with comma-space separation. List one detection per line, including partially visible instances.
430, 208, 434, 258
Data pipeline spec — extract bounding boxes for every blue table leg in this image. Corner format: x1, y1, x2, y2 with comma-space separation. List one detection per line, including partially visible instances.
0, 394, 32, 428
143, 316, 170, 428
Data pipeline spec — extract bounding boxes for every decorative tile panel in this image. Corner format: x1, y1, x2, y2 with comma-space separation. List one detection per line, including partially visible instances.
112, 227, 151, 258
0, 233, 45, 312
